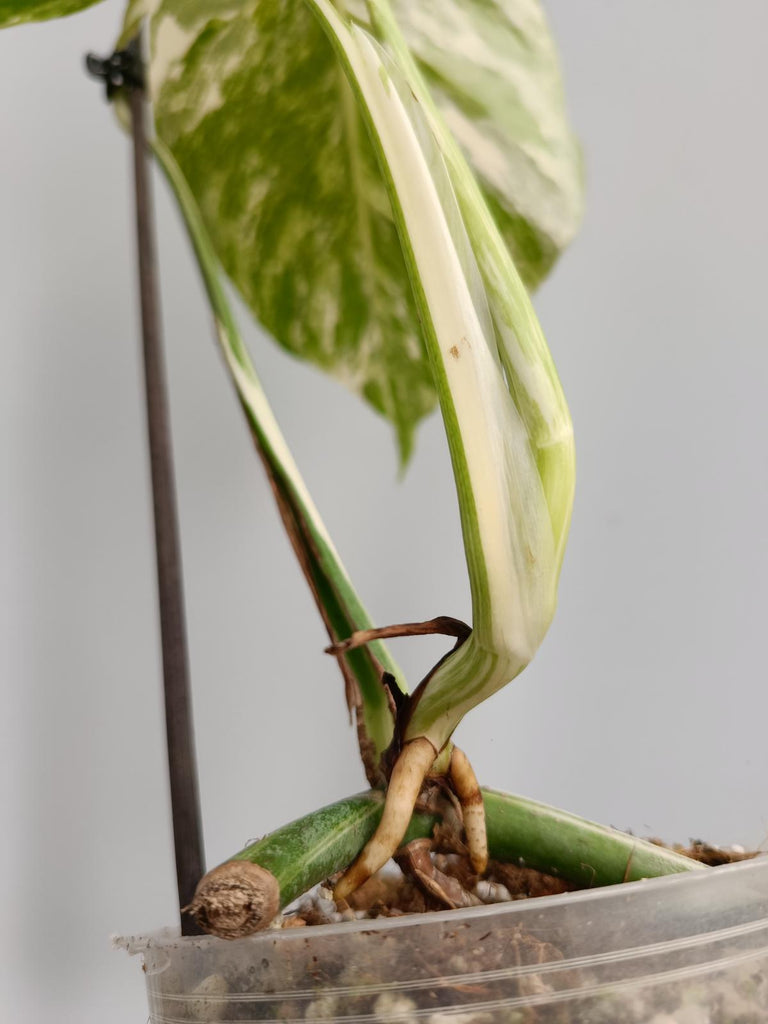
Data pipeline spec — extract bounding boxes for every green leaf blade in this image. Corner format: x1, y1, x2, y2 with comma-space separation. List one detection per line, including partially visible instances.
125, 0, 582, 458
136, 0, 434, 462
0, 0, 103, 29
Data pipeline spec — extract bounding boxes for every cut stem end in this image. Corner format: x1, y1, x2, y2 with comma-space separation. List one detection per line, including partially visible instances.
187, 861, 280, 939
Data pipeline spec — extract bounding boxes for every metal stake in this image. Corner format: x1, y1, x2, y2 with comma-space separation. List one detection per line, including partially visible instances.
87, 39, 206, 935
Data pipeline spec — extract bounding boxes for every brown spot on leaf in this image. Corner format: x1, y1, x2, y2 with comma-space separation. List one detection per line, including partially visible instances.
449, 345, 460, 359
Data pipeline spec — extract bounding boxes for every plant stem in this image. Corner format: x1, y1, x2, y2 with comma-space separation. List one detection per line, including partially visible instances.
189, 787, 704, 936
232, 789, 704, 904
188, 792, 437, 936
233, 791, 435, 909
482, 789, 703, 886
127, 41, 205, 934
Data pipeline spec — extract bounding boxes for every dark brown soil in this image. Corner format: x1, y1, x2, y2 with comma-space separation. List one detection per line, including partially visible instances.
282, 839, 758, 928
663, 840, 758, 866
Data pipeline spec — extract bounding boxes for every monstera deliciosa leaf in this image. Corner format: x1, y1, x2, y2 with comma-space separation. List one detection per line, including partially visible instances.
121, 0, 581, 460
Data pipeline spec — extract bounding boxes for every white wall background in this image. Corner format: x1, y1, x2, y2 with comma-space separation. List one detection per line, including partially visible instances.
2, 2, 767, 1019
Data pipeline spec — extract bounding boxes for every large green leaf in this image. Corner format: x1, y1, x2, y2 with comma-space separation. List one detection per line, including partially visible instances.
0, 0, 102, 28
122, 0, 581, 461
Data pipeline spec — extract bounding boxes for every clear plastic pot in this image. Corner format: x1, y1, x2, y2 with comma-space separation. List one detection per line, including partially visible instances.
120, 856, 768, 1022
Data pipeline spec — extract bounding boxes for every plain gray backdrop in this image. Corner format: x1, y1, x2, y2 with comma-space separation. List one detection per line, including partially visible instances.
2, 1, 767, 1019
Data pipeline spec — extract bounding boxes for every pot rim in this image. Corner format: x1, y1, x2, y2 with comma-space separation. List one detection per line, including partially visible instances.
116, 852, 768, 955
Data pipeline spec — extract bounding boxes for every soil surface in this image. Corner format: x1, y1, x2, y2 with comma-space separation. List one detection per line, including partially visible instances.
279, 838, 757, 929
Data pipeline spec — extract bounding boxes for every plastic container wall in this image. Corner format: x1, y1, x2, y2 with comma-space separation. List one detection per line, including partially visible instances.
120, 856, 768, 1022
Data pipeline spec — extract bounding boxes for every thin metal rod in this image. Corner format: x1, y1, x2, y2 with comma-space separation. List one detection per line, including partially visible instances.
128, 59, 205, 935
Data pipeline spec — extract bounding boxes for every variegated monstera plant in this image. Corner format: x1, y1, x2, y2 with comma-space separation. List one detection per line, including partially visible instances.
4, 0, 703, 936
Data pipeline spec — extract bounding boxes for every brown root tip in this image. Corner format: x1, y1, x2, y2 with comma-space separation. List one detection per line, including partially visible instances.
186, 861, 280, 939
449, 747, 489, 876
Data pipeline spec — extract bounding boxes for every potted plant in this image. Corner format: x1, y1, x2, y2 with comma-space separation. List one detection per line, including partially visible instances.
4, 1, 767, 1021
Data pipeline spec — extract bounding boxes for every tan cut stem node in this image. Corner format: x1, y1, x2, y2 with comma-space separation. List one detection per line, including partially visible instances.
186, 860, 280, 939
334, 737, 437, 900
449, 746, 488, 875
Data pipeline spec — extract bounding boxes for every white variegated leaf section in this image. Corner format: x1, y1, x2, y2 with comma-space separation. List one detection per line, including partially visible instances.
306, 2, 573, 750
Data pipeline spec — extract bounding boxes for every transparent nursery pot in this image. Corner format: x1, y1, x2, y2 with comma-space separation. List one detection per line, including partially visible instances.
120, 856, 768, 1022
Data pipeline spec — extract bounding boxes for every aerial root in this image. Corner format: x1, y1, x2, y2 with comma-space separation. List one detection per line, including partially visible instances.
333, 737, 437, 901
449, 746, 488, 875
325, 616, 471, 656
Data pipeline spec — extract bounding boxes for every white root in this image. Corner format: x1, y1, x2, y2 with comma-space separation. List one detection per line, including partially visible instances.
449, 746, 488, 875
334, 737, 437, 900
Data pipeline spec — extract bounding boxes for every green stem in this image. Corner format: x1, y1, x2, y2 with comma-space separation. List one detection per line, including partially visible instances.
483, 789, 703, 886
224, 788, 704, 913
233, 792, 435, 908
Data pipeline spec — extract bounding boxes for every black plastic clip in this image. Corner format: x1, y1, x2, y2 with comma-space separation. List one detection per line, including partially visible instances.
85, 38, 143, 99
